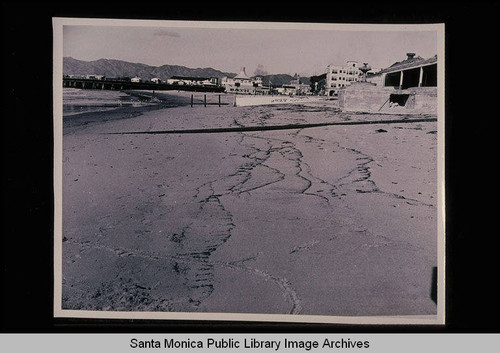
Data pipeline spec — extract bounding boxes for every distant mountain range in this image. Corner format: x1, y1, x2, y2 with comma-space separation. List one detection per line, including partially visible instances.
63, 57, 309, 87
63, 57, 235, 81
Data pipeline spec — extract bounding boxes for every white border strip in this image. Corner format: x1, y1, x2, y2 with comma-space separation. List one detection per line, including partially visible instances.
53, 17, 443, 31
53, 17, 64, 318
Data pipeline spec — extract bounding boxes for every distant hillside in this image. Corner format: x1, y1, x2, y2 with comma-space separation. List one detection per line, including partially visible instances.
63, 57, 236, 81
260, 74, 310, 87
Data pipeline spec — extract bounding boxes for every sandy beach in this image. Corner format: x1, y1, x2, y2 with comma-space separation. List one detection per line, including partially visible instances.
61, 91, 438, 317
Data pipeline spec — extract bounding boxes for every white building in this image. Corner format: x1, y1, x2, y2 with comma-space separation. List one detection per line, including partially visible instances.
325, 61, 362, 96
151, 77, 162, 84
221, 67, 266, 94
131, 76, 141, 83
85, 74, 105, 80
166, 76, 218, 86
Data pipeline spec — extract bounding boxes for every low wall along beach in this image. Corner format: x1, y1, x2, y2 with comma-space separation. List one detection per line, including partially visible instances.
338, 82, 437, 115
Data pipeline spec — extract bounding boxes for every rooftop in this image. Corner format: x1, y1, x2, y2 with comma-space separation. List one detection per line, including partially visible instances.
234, 67, 251, 80
379, 53, 438, 74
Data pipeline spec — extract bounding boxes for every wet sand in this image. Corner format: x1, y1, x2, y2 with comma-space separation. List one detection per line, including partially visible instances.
61, 91, 438, 316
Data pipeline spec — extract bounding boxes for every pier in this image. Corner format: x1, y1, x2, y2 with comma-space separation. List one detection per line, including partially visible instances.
63, 77, 225, 93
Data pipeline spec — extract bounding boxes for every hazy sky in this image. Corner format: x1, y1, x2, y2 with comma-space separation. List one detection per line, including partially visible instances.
63, 22, 438, 77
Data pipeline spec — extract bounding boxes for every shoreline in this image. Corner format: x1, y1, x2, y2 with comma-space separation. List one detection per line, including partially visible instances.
62, 90, 238, 133
62, 103, 168, 134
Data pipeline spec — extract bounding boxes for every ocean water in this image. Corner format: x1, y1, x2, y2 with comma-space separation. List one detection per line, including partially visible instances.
63, 88, 145, 116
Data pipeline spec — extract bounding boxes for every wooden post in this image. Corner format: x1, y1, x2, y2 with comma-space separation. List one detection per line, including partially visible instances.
204, 94, 207, 107
399, 71, 404, 90
218, 95, 221, 107
191, 94, 193, 107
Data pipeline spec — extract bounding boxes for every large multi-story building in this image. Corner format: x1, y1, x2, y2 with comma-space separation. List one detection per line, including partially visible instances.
325, 61, 362, 96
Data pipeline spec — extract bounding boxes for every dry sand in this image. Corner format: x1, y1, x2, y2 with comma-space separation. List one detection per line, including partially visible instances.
61, 91, 438, 317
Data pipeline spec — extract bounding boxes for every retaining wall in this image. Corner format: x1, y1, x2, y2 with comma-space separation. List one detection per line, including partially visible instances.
338, 82, 437, 115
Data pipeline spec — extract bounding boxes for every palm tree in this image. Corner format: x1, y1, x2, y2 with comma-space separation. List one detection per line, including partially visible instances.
360, 63, 371, 82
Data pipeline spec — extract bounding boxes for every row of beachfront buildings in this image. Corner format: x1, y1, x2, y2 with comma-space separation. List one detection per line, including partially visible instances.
328, 53, 437, 95
73, 52, 437, 96
220, 68, 311, 96
222, 53, 438, 114
103, 68, 313, 96
215, 52, 437, 96
229, 52, 437, 95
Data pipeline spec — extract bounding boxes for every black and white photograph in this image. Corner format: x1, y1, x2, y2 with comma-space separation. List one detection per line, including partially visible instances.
53, 18, 445, 324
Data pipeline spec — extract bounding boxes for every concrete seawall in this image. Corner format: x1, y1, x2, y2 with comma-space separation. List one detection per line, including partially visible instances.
338, 82, 437, 115
235, 95, 325, 107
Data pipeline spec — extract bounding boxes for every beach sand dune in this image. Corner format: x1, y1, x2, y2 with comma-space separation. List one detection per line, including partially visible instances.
61, 94, 437, 316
